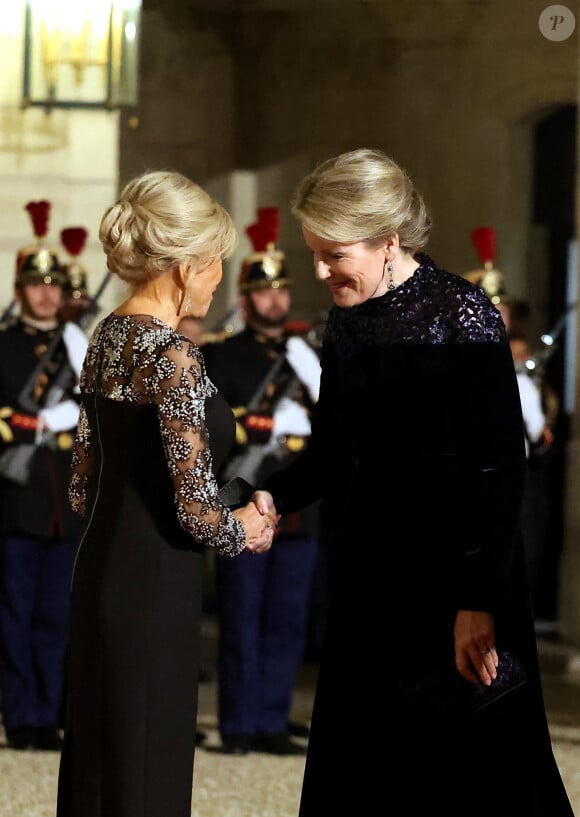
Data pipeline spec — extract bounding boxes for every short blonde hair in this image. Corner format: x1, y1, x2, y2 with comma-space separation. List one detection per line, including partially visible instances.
99, 170, 237, 284
291, 148, 431, 253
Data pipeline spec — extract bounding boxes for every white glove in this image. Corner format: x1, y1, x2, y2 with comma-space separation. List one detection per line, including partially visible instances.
285, 336, 321, 402
272, 397, 312, 438
516, 373, 546, 444
39, 400, 80, 434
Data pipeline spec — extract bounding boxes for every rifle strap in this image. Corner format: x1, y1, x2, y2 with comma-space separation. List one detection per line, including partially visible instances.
246, 353, 286, 412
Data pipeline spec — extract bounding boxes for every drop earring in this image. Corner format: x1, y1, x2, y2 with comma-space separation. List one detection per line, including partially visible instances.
386, 259, 395, 291
184, 293, 191, 313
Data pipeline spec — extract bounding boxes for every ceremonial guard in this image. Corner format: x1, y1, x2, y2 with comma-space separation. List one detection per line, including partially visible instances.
203, 207, 322, 755
0, 201, 88, 750
465, 226, 559, 626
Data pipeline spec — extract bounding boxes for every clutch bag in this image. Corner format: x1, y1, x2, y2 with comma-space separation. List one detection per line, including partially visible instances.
217, 476, 254, 509
398, 650, 527, 727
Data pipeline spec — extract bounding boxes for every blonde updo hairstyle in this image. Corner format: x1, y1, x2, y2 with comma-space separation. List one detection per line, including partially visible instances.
99, 170, 237, 285
291, 148, 431, 254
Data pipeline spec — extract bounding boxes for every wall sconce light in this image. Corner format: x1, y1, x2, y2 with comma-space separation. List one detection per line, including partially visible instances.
22, 0, 141, 110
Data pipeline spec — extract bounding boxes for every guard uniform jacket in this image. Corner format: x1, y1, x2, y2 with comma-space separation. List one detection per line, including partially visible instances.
0, 318, 86, 540
203, 325, 319, 538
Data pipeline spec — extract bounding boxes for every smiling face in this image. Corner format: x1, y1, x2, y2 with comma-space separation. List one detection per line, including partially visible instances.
302, 226, 388, 307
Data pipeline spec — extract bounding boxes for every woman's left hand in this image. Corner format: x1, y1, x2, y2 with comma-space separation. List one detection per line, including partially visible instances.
453, 609, 498, 686
245, 531, 275, 554
245, 520, 277, 554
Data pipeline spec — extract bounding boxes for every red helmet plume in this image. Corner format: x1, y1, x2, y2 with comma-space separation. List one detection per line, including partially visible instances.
470, 226, 496, 268
239, 207, 291, 293
25, 200, 51, 239
60, 227, 88, 257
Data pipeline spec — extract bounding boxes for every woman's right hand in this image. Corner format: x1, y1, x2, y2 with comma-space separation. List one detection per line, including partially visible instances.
233, 501, 278, 554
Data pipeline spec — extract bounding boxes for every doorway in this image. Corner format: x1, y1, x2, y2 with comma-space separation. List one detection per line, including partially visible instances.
527, 103, 577, 629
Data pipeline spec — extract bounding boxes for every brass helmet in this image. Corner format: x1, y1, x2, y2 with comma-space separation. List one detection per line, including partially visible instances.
464, 226, 504, 304
238, 207, 292, 293
16, 200, 65, 287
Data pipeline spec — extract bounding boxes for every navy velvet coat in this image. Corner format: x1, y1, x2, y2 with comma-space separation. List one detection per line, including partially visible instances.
264, 255, 574, 817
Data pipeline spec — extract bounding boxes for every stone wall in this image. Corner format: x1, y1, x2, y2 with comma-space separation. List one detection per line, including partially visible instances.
127, 0, 576, 329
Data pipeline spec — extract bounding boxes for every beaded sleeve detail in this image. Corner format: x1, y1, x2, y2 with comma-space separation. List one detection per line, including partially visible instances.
325, 254, 506, 348
69, 314, 245, 558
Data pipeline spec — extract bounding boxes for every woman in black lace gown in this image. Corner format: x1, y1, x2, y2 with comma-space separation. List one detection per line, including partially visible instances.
56, 170, 276, 817
254, 149, 574, 816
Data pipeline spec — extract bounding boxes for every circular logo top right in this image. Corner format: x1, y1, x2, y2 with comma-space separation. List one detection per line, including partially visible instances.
539, 5, 576, 41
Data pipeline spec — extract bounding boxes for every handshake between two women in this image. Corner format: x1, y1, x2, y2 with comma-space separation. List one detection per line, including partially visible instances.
233, 490, 279, 554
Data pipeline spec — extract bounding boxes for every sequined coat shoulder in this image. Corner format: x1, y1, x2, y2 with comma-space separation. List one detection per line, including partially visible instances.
324, 254, 506, 348
70, 313, 245, 558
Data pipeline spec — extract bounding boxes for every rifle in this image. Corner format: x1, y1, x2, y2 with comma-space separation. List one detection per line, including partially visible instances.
12, 268, 112, 417
18, 328, 72, 413
0, 330, 76, 485
0, 299, 17, 325
78, 269, 112, 329
0, 268, 111, 484
524, 301, 578, 382
0, 292, 92, 485
223, 353, 300, 485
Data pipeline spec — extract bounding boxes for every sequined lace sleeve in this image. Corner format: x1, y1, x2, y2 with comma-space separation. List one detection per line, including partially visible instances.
152, 341, 246, 558
69, 401, 93, 515
72, 315, 246, 557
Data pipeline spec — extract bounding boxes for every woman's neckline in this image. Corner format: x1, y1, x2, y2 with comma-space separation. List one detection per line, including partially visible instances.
110, 312, 179, 331
336, 257, 428, 313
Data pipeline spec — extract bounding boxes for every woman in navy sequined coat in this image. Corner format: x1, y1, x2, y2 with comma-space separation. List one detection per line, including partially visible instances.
254, 148, 574, 817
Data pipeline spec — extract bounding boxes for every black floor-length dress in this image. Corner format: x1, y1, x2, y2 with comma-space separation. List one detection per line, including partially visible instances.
264, 255, 575, 817
56, 314, 246, 817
